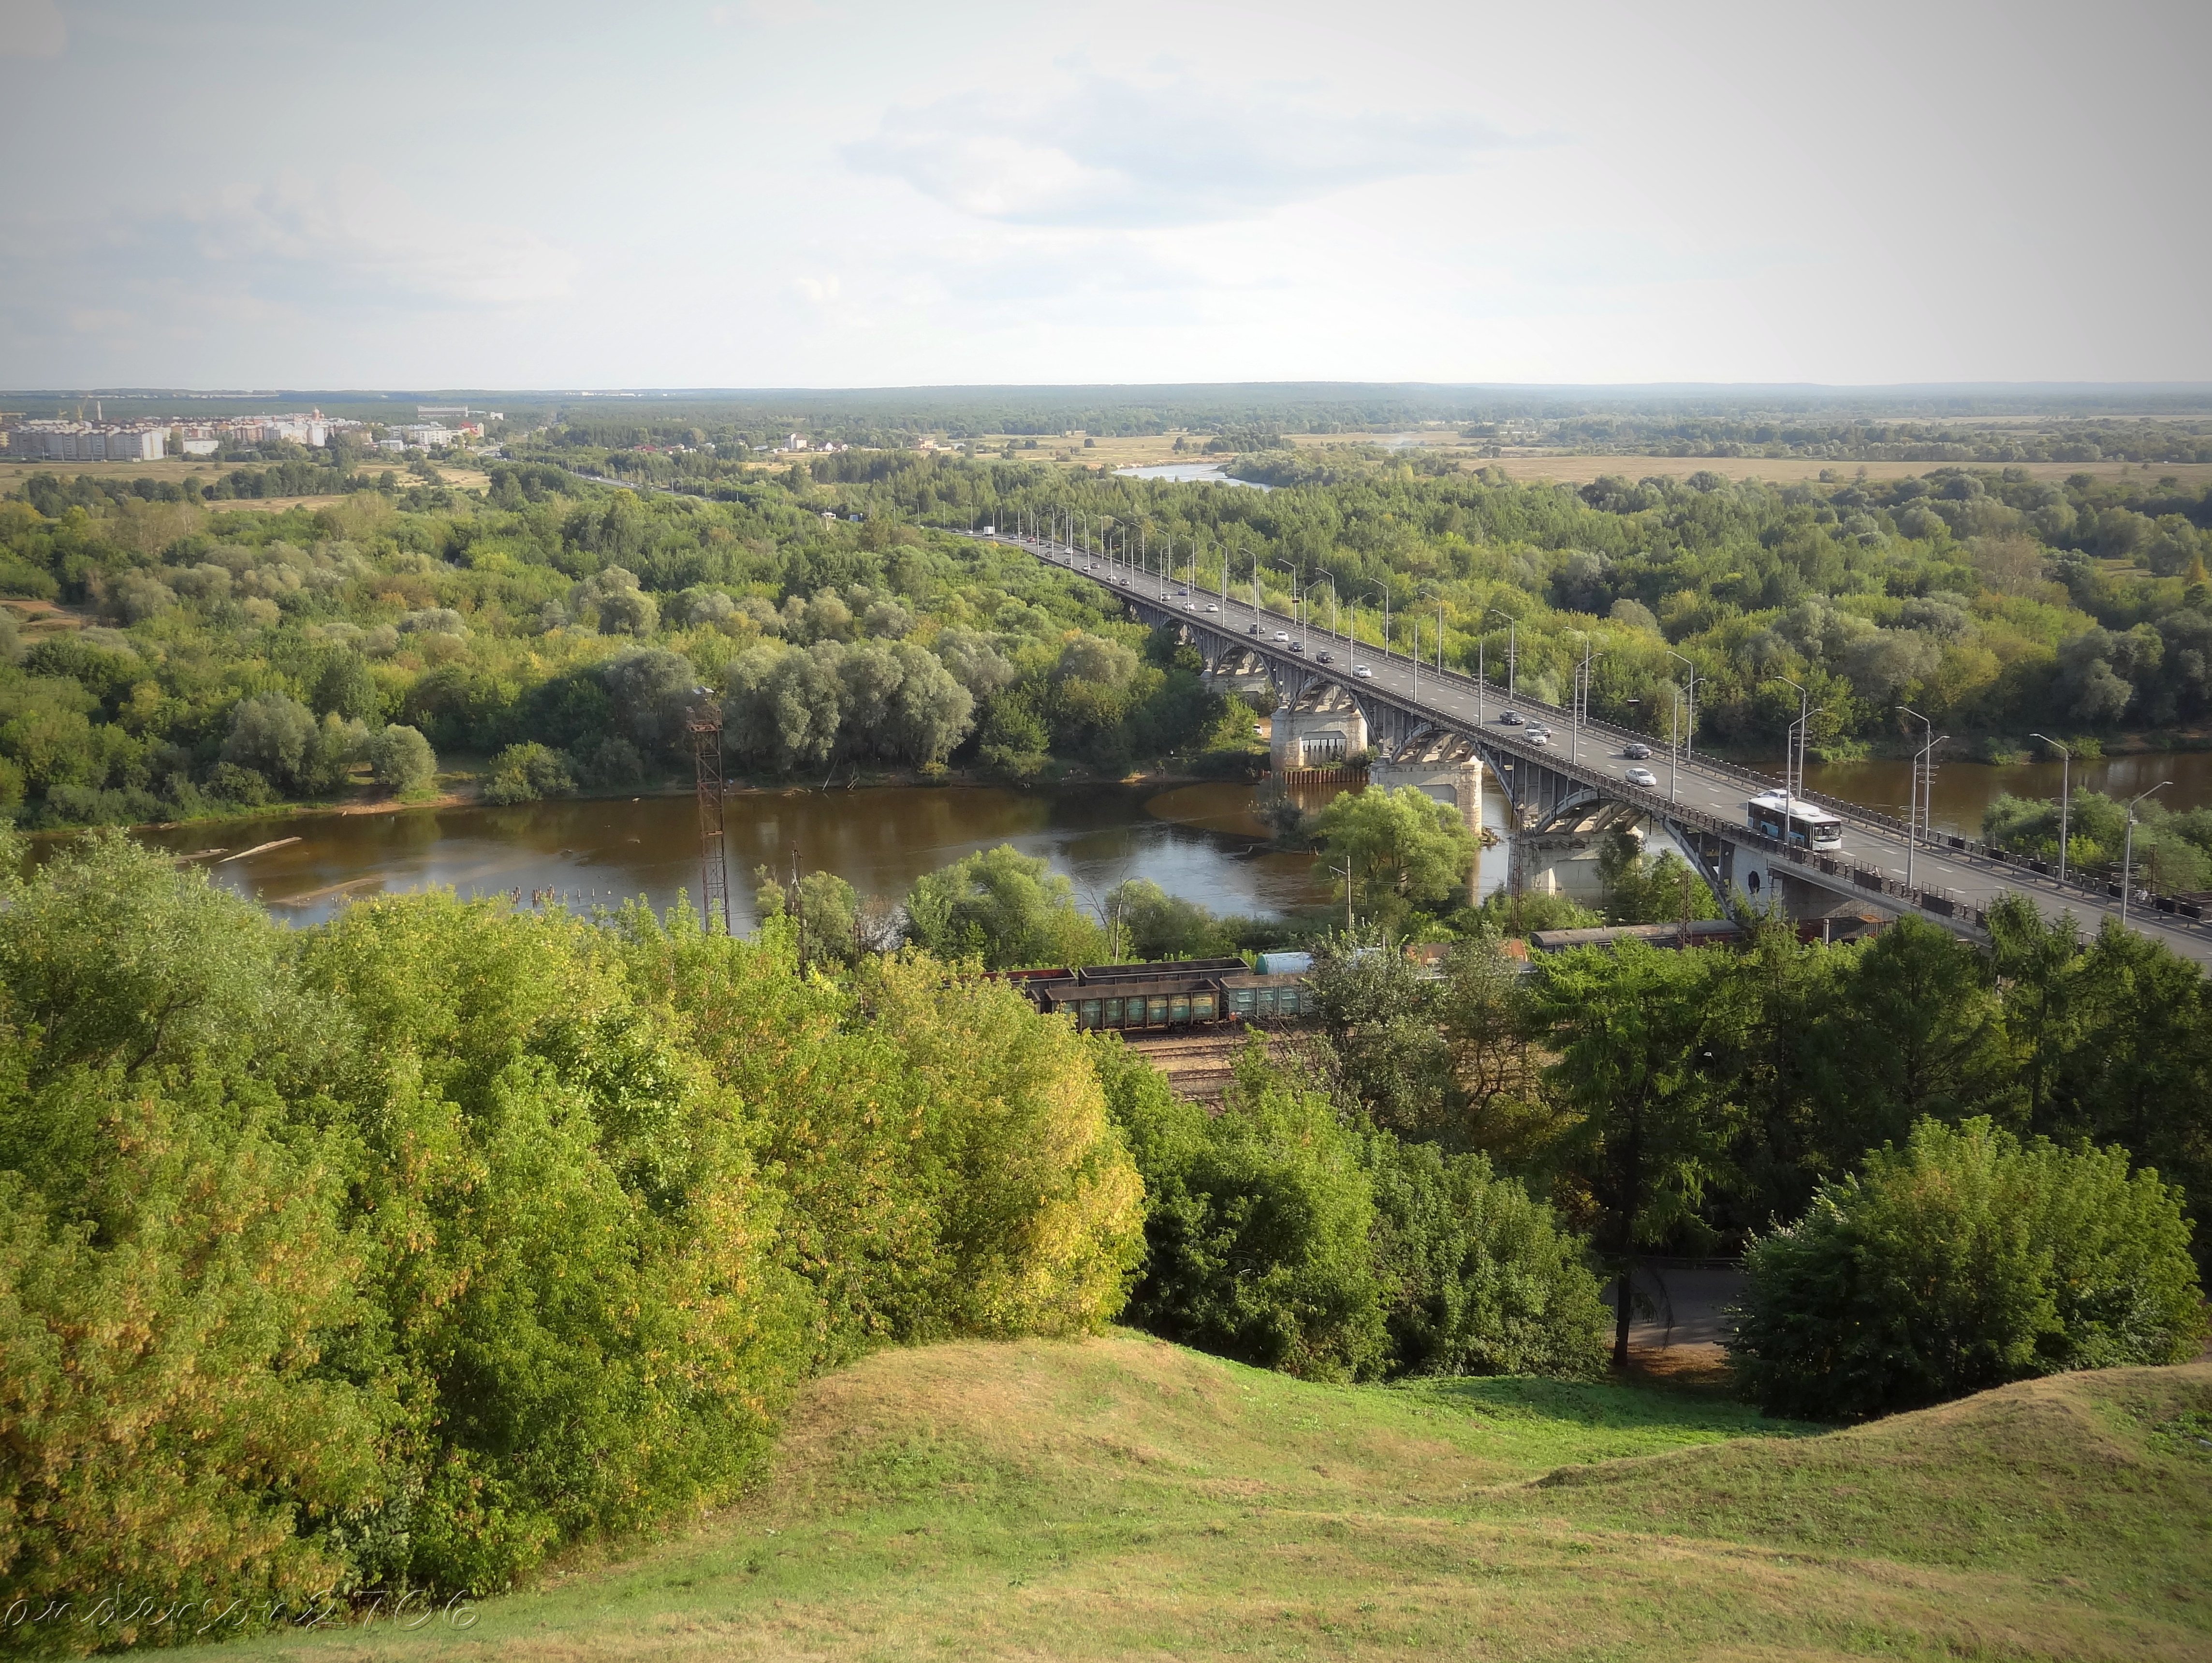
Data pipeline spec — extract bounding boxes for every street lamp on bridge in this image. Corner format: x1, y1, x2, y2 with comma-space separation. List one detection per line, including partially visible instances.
1485, 609, 1519, 707
1665, 650, 1701, 759
2122, 781, 2173, 926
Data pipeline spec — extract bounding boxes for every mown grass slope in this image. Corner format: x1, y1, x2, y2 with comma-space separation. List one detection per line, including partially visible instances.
260, 1334, 2212, 1662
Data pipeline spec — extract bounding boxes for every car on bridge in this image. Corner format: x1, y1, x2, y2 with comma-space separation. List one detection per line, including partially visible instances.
1622, 742, 1652, 760
1625, 765, 1658, 788
1526, 730, 1550, 746
1205, 603, 1219, 612
1248, 623, 1262, 635
1497, 710, 1524, 725
1274, 631, 1290, 642
1289, 640, 1305, 653
1316, 650, 1334, 663
1355, 664, 1374, 678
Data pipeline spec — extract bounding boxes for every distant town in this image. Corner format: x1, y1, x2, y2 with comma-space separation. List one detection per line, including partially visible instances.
2, 404, 503, 462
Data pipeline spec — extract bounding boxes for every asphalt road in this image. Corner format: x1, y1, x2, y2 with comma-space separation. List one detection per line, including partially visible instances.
994, 532, 2212, 968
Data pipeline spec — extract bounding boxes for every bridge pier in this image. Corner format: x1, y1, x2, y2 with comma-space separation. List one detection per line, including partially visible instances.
1372, 731, 1487, 903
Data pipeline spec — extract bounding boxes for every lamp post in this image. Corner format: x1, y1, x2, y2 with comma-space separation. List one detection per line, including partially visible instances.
1486, 609, 1519, 706
1897, 704, 1934, 868
1362, 589, 1390, 662
1770, 677, 1810, 802
1567, 634, 1601, 765
1307, 574, 1338, 641
2029, 733, 2073, 884
1896, 706, 1945, 892
1666, 651, 1700, 759
2121, 781, 2173, 925
1670, 688, 1683, 804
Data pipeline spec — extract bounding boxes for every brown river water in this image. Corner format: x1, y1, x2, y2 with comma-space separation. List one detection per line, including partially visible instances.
38, 751, 2212, 931
1794, 750, 2212, 838
112, 782, 1334, 930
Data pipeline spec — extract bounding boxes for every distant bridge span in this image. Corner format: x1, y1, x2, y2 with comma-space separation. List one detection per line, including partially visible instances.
983, 531, 2212, 969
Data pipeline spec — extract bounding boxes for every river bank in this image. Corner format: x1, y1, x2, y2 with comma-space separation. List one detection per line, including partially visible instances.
84, 779, 1324, 931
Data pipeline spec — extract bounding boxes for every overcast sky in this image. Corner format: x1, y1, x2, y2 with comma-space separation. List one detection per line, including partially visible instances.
1, 0, 2205, 391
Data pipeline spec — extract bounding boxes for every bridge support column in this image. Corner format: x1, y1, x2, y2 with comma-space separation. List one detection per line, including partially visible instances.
1371, 751, 1485, 904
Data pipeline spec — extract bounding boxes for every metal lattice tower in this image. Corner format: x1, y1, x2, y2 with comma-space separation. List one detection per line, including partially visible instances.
686, 701, 730, 934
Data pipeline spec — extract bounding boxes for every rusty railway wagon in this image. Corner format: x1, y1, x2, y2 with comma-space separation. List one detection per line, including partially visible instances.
1000, 957, 1312, 1031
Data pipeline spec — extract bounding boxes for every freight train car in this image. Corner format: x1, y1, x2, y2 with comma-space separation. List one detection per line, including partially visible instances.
1000, 957, 1311, 1031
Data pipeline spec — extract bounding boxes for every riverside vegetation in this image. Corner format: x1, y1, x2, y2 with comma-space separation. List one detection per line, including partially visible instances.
5, 448, 2212, 862
0, 833, 2204, 1655
3, 446, 2212, 1653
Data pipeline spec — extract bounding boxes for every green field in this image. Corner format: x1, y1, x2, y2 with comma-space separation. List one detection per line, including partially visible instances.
246, 1334, 2212, 1662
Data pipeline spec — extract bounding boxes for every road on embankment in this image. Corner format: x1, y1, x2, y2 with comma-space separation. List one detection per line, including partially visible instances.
992, 532, 2212, 970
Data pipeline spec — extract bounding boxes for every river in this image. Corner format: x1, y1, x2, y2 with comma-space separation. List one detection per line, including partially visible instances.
1112, 462, 1272, 490
1794, 749, 2212, 839
51, 748, 2212, 931
118, 781, 1332, 930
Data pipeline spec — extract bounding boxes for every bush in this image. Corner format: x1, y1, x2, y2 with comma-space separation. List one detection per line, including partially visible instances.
1102, 1037, 1389, 1382
483, 741, 576, 805
1099, 1035, 1609, 1383
1732, 1118, 2209, 1420
365, 721, 437, 792
1361, 1131, 1611, 1378
0, 837, 1154, 1616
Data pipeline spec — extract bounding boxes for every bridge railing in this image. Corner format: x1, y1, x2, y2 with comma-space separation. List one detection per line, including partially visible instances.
1009, 534, 2212, 942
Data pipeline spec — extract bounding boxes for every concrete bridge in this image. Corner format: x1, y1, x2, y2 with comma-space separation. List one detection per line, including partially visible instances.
986, 531, 2212, 969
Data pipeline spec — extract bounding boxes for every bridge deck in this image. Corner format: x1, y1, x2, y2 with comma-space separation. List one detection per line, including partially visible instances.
990, 533, 2212, 970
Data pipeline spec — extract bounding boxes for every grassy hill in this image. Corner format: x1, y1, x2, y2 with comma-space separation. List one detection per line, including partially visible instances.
256, 1334, 2212, 1661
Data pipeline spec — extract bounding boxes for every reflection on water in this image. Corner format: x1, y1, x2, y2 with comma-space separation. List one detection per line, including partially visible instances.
54, 748, 2212, 932
1111, 462, 1272, 490
95, 782, 1331, 930
1797, 750, 2212, 839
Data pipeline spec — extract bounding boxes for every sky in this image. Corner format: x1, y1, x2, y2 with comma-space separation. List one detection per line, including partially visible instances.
1, 0, 2206, 391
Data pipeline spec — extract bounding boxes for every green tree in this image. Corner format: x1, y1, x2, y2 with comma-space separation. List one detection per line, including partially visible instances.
1360, 1129, 1610, 1378
1733, 1118, 2209, 1420
1303, 935, 1453, 1140
1104, 1036, 1389, 1382
1526, 942, 1743, 1368
484, 740, 576, 805
220, 690, 322, 792
1312, 785, 1478, 925
365, 721, 437, 793
1809, 915, 2014, 1153
902, 844, 1104, 969
1597, 825, 1723, 927
1106, 876, 1233, 961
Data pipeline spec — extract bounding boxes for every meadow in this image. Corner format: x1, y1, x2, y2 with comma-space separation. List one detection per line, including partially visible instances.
244, 1334, 2212, 1662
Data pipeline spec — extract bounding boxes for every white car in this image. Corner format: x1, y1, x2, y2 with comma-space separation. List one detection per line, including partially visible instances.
1354, 664, 1374, 678
1625, 765, 1658, 788
1205, 603, 1219, 612
1274, 631, 1290, 642
1525, 730, 1549, 746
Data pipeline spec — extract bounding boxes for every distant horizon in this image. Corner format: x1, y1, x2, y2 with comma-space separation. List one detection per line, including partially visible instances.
12, 380, 2212, 399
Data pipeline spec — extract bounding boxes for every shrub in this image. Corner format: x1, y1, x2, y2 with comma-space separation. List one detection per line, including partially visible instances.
620, 912, 1143, 1356
483, 741, 576, 805
1361, 1131, 1611, 1378
0, 842, 1157, 1610
365, 721, 437, 792
1103, 1037, 1389, 1382
296, 895, 809, 1592
1732, 1118, 2209, 1420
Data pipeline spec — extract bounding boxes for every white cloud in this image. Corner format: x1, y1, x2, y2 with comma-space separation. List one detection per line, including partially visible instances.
179, 170, 575, 308
0, 0, 65, 59
847, 61, 1510, 228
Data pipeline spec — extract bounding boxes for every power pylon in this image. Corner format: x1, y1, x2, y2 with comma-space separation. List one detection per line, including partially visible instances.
686, 700, 730, 934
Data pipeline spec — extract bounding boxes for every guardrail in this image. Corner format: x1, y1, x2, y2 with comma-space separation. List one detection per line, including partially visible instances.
1001, 534, 2212, 944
